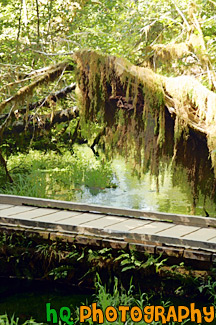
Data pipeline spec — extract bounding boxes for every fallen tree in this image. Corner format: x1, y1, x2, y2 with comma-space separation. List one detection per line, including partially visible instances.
3, 107, 79, 135
1, 50, 216, 180
74, 50, 216, 172
0, 83, 76, 123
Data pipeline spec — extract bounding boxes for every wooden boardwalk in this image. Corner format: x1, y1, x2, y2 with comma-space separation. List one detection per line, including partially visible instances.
0, 194, 216, 263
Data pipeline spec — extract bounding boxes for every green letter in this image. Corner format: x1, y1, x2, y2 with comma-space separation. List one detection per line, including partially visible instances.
60, 307, 73, 325
46, 303, 57, 323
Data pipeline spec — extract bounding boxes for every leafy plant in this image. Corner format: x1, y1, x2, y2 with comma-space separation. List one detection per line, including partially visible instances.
36, 242, 65, 269
114, 250, 167, 273
0, 314, 40, 325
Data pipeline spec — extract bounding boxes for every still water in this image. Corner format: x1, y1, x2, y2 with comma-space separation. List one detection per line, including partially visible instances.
54, 156, 216, 217
71, 159, 199, 213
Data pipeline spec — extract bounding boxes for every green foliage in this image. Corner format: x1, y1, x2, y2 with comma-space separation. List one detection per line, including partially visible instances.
197, 276, 216, 305
0, 314, 40, 325
0, 0, 215, 70
114, 250, 167, 273
0, 147, 116, 200
73, 275, 191, 325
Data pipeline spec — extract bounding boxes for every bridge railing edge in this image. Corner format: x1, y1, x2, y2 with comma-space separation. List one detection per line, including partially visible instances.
0, 194, 214, 228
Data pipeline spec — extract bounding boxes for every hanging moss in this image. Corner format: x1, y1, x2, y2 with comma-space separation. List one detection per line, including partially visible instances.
1, 49, 216, 210
73, 49, 216, 211
74, 49, 166, 171
163, 75, 216, 174
143, 43, 190, 66
0, 61, 71, 115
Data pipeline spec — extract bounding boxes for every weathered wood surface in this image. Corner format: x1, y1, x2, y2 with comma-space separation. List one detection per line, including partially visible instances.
0, 194, 215, 227
0, 195, 216, 262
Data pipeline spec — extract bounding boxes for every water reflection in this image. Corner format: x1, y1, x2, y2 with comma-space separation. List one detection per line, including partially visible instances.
66, 157, 215, 217
76, 51, 216, 217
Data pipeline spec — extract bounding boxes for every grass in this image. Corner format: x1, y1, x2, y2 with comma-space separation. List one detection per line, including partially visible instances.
0, 315, 40, 325
0, 230, 215, 324
73, 276, 193, 325
0, 146, 116, 200
0, 276, 202, 325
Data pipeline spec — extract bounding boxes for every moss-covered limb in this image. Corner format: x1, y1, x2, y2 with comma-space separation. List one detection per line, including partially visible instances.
165, 11, 215, 88
3, 107, 79, 135
0, 61, 74, 114
0, 82, 76, 127
74, 49, 216, 174
0, 64, 67, 93
140, 41, 211, 79
28, 82, 76, 111
2, 50, 214, 142
1, 50, 216, 170
74, 50, 165, 123
139, 27, 216, 90
163, 74, 216, 151
141, 42, 192, 66
74, 49, 216, 135
163, 76, 213, 134
187, 13, 216, 91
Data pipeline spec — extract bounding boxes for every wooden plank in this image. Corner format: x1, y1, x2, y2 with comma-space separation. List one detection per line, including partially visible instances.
0, 205, 37, 216
101, 239, 128, 249
207, 236, 216, 243
131, 222, 175, 235
75, 235, 102, 247
182, 228, 216, 241
104, 218, 152, 231
0, 198, 216, 257
1, 214, 216, 254
81, 215, 125, 228
156, 246, 184, 258
32, 210, 83, 222
0, 204, 14, 210
1, 224, 213, 265
129, 243, 155, 254
120, 229, 216, 251
58, 213, 105, 226
156, 224, 200, 238
5, 207, 59, 219
183, 250, 212, 262
0, 194, 216, 228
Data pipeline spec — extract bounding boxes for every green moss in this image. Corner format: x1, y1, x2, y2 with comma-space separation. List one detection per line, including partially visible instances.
75, 50, 166, 169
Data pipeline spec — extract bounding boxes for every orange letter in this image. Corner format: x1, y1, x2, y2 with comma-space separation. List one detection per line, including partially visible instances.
155, 306, 166, 324
105, 306, 118, 322
166, 306, 177, 322
79, 306, 91, 323
92, 303, 104, 324
144, 306, 154, 323
130, 307, 142, 322
203, 306, 214, 323
190, 303, 202, 323
178, 306, 190, 322
119, 306, 129, 322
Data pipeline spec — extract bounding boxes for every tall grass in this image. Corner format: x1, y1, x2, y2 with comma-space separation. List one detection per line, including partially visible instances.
73, 276, 191, 325
0, 146, 115, 200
